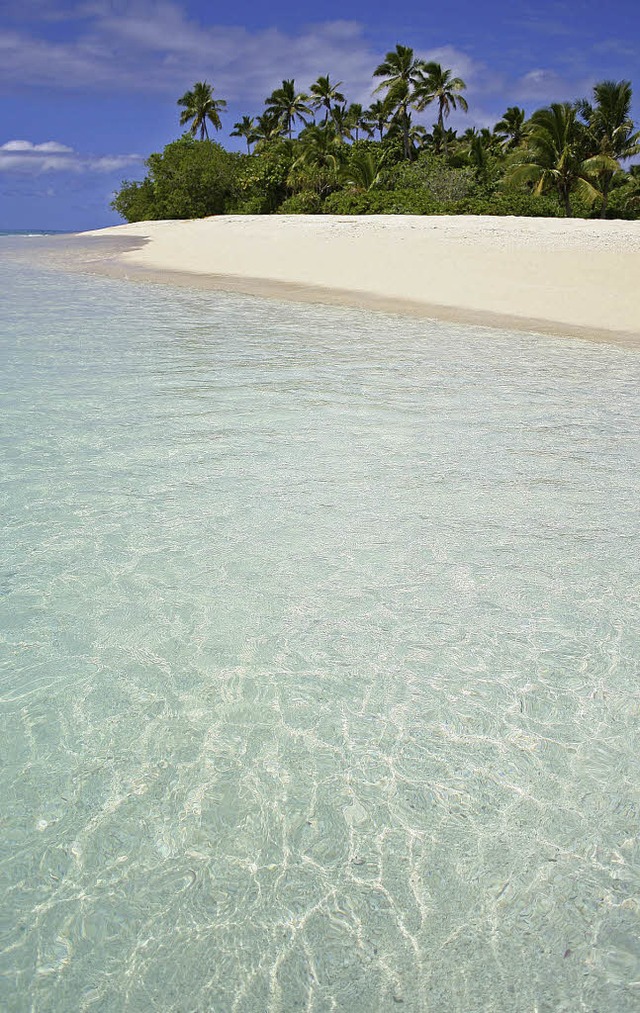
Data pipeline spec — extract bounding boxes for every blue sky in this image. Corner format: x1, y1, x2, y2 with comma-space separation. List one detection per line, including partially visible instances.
1, 0, 638, 230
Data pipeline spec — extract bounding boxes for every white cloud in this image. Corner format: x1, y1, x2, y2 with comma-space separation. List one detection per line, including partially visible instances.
420, 45, 503, 97
2, 2, 613, 127
1, 140, 74, 152
0, 140, 142, 173
513, 68, 592, 103
0, 8, 381, 102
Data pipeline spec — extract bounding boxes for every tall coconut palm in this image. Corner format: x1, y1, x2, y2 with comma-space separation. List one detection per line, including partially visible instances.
231, 116, 257, 154
507, 102, 615, 216
365, 97, 395, 141
414, 62, 468, 155
265, 79, 312, 139
346, 103, 372, 142
309, 75, 345, 123
252, 111, 285, 145
579, 80, 640, 216
387, 116, 428, 156
177, 81, 227, 140
373, 44, 426, 159
331, 104, 355, 142
295, 124, 344, 173
494, 106, 527, 150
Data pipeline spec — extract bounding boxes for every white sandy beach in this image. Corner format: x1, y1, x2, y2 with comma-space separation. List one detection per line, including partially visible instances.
79, 215, 640, 343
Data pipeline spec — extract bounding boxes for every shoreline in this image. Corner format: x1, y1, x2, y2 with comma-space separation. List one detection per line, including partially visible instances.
17, 215, 640, 345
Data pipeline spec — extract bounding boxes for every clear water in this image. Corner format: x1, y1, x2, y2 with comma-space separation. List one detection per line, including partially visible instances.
0, 231, 68, 238
1, 252, 639, 1012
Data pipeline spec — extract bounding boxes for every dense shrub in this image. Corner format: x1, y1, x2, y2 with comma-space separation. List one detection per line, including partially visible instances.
596, 179, 640, 219
277, 191, 323, 213
385, 154, 479, 202
111, 178, 158, 222
111, 136, 238, 220
451, 192, 563, 217
323, 189, 446, 214
227, 142, 292, 214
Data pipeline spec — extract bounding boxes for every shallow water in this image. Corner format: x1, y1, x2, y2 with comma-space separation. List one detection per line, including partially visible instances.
1, 252, 639, 1012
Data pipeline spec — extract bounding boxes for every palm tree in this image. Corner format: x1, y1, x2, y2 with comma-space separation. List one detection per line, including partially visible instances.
295, 124, 344, 172
365, 97, 395, 141
414, 63, 468, 155
387, 117, 428, 156
265, 79, 312, 138
463, 131, 492, 183
231, 115, 256, 154
331, 104, 354, 142
507, 102, 614, 216
177, 81, 227, 140
494, 107, 527, 150
373, 44, 426, 159
291, 124, 344, 195
341, 148, 387, 191
579, 80, 640, 217
426, 123, 458, 156
309, 75, 345, 123
251, 111, 285, 145
346, 104, 372, 142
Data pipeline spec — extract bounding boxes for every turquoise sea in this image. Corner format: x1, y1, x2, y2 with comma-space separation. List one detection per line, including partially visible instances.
1, 245, 639, 1011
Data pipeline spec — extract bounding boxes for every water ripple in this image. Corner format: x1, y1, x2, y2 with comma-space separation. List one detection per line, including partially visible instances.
1, 258, 639, 1011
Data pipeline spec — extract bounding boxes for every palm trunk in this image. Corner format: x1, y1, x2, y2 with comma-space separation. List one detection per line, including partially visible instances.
600, 174, 611, 219
402, 105, 410, 160
561, 186, 572, 217
439, 104, 447, 157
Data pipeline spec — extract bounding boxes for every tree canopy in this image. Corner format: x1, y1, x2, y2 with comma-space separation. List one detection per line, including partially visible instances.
113, 58, 639, 222
177, 81, 227, 140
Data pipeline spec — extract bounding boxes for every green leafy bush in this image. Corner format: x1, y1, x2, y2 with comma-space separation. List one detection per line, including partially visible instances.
228, 143, 292, 214
385, 154, 479, 202
323, 189, 445, 214
146, 137, 237, 218
595, 178, 640, 219
277, 191, 323, 213
451, 192, 563, 217
110, 178, 158, 222
112, 136, 238, 221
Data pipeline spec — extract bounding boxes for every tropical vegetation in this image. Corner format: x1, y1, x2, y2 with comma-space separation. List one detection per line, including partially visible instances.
113, 48, 640, 222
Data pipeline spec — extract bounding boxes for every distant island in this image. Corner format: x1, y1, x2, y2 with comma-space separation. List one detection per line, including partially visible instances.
112, 43, 640, 223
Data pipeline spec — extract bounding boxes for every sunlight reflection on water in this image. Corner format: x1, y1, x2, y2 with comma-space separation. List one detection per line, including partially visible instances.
1, 255, 639, 1011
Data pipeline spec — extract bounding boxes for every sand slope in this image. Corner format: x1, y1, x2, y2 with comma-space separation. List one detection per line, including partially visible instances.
80, 215, 640, 342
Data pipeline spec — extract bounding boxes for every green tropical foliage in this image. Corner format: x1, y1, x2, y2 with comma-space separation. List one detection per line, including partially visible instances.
346, 104, 372, 142
578, 80, 640, 216
414, 63, 468, 154
494, 107, 527, 149
230, 116, 256, 154
113, 58, 639, 222
341, 146, 387, 192
251, 112, 285, 146
506, 102, 615, 216
177, 81, 227, 140
309, 76, 345, 123
373, 44, 426, 159
365, 98, 395, 141
113, 136, 236, 220
265, 80, 312, 138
